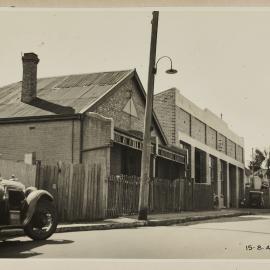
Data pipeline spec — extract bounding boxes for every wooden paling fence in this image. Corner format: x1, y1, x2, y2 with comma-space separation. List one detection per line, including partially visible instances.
193, 183, 214, 210
173, 179, 214, 211
37, 162, 105, 222
107, 175, 215, 217
183, 178, 194, 211
106, 175, 140, 217
106, 175, 186, 217
0, 158, 215, 222
148, 178, 184, 213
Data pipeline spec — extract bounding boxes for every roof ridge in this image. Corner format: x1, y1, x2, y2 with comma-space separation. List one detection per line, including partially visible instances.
0, 69, 134, 88
37, 69, 134, 81
0, 69, 135, 119
79, 69, 134, 113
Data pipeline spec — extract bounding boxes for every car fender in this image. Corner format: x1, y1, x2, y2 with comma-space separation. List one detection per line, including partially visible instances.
22, 190, 54, 226
25, 186, 37, 197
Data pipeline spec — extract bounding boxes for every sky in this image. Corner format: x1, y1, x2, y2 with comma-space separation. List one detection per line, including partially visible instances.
0, 8, 270, 165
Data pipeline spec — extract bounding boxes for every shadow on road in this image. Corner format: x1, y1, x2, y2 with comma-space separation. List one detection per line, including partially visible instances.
0, 239, 73, 258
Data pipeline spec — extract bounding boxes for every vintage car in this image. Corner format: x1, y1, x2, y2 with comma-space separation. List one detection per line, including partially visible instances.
249, 190, 264, 208
0, 177, 58, 241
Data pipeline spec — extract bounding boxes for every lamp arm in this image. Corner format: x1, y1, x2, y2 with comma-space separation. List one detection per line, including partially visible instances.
155, 56, 173, 70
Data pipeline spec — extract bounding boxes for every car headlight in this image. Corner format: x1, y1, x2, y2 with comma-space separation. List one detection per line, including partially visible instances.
0, 185, 4, 200
2, 187, 8, 200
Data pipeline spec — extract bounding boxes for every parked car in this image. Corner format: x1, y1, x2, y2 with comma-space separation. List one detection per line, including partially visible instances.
249, 190, 264, 208
0, 177, 58, 241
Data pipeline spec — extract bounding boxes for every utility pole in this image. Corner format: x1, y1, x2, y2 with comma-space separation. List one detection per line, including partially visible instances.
252, 147, 254, 187
138, 11, 159, 220
252, 147, 254, 176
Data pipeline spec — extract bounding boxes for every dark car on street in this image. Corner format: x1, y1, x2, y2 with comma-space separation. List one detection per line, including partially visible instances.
248, 190, 264, 208
0, 177, 58, 241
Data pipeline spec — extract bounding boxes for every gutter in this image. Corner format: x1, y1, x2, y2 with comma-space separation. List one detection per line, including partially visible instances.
0, 114, 82, 124
81, 144, 112, 153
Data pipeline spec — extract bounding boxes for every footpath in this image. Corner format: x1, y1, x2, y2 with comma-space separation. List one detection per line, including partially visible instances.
2, 208, 269, 237
56, 208, 269, 233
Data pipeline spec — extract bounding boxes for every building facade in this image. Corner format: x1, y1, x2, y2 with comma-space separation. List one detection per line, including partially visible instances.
154, 88, 245, 208
0, 53, 187, 182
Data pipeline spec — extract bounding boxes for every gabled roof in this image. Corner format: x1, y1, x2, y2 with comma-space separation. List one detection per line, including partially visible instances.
0, 69, 168, 144
0, 70, 132, 118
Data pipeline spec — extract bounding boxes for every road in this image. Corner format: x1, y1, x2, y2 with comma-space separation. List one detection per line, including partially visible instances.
1, 214, 270, 258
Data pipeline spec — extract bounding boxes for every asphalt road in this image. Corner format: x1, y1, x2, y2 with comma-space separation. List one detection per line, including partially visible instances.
2, 214, 270, 258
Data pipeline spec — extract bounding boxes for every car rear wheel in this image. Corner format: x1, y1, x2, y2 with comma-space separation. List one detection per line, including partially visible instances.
24, 200, 58, 241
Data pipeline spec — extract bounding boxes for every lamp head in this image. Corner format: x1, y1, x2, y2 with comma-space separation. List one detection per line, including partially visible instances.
166, 68, 178, 74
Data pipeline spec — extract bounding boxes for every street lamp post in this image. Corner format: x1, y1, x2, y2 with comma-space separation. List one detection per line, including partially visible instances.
154, 56, 178, 75
138, 11, 159, 221
138, 11, 178, 220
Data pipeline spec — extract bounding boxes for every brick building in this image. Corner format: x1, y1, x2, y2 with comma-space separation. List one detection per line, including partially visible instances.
154, 88, 245, 208
0, 53, 186, 181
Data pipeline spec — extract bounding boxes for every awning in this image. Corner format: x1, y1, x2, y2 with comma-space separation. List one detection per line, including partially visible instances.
114, 131, 186, 164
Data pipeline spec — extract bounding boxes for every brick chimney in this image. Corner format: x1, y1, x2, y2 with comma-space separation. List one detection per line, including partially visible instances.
21, 52, 39, 103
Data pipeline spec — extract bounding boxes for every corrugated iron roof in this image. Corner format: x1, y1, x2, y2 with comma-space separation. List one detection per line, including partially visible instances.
0, 70, 132, 118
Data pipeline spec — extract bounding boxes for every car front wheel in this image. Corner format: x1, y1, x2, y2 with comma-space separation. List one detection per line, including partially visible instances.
24, 200, 58, 241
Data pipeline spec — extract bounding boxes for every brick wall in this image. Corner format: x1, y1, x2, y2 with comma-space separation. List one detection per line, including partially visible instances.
0, 119, 80, 164
94, 78, 146, 134
82, 113, 112, 150
191, 116, 206, 144
82, 113, 112, 177
227, 139, 236, 159
153, 89, 176, 144
82, 148, 109, 175
21, 53, 39, 103
206, 126, 217, 149
176, 107, 190, 136
153, 89, 245, 164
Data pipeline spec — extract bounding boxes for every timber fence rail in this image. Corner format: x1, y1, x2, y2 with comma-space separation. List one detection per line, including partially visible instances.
106, 175, 140, 217
193, 183, 214, 210
36, 162, 104, 222
0, 159, 215, 222
148, 178, 184, 213
106, 175, 186, 217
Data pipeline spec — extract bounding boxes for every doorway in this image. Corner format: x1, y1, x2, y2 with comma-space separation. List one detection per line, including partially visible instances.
195, 148, 206, 183
229, 164, 237, 208
220, 160, 227, 207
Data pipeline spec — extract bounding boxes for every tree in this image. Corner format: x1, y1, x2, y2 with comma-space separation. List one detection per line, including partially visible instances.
249, 149, 265, 172
264, 149, 270, 179
249, 148, 270, 179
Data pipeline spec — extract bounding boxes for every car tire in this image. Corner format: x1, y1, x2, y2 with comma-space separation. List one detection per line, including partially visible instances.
24, 200, 58, 241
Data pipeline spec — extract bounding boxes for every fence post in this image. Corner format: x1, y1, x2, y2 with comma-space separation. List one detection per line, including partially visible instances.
35, 160, 41, 188
100, 162, 108, 219
191, 178, 194, 210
